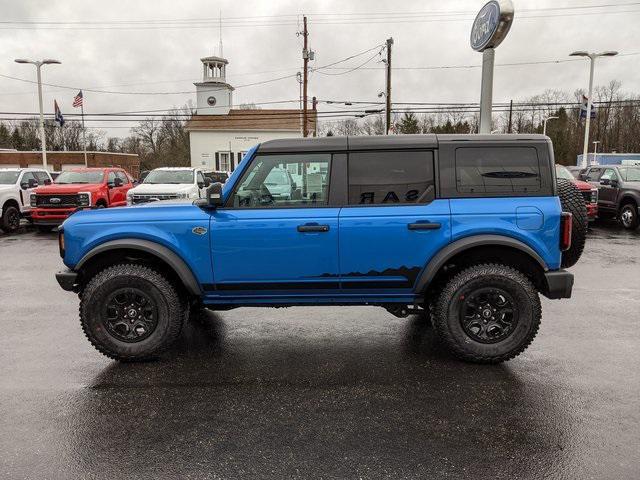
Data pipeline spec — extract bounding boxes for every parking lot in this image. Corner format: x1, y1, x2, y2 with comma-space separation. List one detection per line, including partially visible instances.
0, 223, 638, 479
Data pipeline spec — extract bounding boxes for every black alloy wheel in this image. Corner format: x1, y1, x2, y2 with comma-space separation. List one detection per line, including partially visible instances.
460, 287, 518, 344
103, 288, 158, 342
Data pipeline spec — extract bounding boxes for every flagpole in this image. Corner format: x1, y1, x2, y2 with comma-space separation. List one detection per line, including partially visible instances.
81, 101, 87, 167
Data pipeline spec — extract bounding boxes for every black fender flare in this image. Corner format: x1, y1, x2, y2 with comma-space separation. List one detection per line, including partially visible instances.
617, 191, 640, 211
413, 234, 548, 293
75, 239, 202, 295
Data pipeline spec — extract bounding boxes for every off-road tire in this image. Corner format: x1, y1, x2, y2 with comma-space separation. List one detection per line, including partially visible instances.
36, 225, 54, 233
1, 205, 20, 233
80, 264, 184, 361
433, 264, 541, 364
557, 178, 588, 268
619, 202, 639, 230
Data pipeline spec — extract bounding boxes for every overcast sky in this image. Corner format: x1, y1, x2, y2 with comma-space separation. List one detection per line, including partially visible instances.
1, 0, 638, 137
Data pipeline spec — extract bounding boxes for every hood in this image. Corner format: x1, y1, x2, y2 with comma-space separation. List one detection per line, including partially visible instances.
34, 183, 102, 194
129, 183, 195, 195
572, 179, 594, 191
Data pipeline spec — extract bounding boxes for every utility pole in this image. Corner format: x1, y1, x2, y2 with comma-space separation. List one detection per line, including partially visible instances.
302, 16, 309, 137
507, 99, 513, 133
385, 37, 393, 134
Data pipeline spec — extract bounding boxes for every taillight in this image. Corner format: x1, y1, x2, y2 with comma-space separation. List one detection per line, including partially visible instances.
560, 212, 572, 251
58, 228, 65, 258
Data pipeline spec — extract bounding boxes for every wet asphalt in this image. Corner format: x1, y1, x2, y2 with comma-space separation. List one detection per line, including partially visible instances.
0, 222, 639, 480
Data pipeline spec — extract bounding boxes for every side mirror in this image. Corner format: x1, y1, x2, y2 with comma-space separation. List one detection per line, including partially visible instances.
114, 177, 123, 187
204, 178, 212, 187
611, 179, 619, 188
600, 178, 611, 186
27, 179, 38, 188
206, 182, 224, 208
44, 179, 52, 185
197, 181, 205, 189
578, 174, 587, 181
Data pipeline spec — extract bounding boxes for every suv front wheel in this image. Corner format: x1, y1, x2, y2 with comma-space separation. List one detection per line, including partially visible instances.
80, 264, 184, 361
433, 264, 541, 364
620, 202, 639, 230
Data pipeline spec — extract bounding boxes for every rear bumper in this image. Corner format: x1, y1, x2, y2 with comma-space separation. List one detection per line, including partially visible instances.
56, 269, 79, 292
543, 270, 574, 299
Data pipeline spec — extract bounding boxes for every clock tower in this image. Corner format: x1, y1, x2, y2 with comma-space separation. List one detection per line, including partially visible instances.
195, 56, 234, 115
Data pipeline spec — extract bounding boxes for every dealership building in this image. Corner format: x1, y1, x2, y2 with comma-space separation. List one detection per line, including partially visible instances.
186, 55, 315, 173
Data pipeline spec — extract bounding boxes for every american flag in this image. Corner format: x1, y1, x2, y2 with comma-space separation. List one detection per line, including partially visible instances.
72, 90, 83, 108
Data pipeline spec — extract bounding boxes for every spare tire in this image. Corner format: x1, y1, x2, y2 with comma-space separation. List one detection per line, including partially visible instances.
557, 178, 588, 268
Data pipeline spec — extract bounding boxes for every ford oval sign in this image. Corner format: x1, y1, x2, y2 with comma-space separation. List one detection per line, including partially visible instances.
470, 0, 514, 52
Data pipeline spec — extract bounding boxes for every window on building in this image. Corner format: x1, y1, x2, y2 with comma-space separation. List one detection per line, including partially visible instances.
348, 151, 435, 205
455, 147, 541, 194
230, 153, 331, 208
219, 152, 231, 172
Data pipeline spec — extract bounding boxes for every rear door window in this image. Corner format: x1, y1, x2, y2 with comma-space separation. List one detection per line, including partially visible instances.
347, 151, 435, 205
455, 147, 541, 194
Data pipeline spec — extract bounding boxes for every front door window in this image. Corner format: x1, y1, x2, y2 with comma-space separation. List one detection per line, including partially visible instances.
230, 154, 331, 208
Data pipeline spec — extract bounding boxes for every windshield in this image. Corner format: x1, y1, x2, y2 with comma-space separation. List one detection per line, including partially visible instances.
555, 165, 575, 181
143, 170, 194, 184
0, 171, 19, 185
620, 167, 640, 182
55, 171, 104, 184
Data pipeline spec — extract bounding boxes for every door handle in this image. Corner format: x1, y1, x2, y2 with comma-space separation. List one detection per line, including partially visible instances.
408, 221, 441, 230
297, 223, 330, 233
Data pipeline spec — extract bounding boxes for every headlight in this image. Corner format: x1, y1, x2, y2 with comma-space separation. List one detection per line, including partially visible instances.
77, 192, 91, 207
30, 194, 37, 207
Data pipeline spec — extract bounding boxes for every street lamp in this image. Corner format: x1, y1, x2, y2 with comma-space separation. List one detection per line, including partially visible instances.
542, 115, 559, 136
15, 58, 61, 168
570, 50, 618, 167
592, 140, 601, 165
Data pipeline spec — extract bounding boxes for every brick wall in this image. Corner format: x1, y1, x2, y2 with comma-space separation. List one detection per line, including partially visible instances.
0, 151, 141, 178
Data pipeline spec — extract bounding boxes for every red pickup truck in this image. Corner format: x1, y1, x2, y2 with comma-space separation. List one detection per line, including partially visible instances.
30, 167, 134, 232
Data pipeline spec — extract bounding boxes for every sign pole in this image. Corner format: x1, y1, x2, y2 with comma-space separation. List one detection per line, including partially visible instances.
479, 48, 495, 134
470, 1, 514, 134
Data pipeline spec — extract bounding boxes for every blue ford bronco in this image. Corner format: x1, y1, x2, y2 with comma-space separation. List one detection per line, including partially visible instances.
55, 134, 587, 363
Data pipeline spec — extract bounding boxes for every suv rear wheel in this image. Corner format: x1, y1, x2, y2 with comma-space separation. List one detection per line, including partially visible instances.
433, 264, 541, 364
80, 264, 184, 361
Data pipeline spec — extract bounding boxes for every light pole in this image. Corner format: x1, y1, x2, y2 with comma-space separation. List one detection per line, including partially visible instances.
570, 51, 617, 167
542, 115, 559, 136
14, 58, 61, 168
592, 140, 601, 165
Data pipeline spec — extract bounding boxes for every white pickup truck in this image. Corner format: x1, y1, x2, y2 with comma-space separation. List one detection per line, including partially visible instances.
126, 167, 210, 205
0, 168, 53, 233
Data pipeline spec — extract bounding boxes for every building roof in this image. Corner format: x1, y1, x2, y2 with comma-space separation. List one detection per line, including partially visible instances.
185, 109, 316, 133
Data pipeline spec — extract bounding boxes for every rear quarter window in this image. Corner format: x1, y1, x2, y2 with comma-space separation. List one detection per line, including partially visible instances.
455, 147, 541, 194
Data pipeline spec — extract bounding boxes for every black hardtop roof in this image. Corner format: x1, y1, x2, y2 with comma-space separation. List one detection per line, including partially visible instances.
258, 134, 550, 153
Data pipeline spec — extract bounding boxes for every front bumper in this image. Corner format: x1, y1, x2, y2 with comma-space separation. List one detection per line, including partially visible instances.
543, 270, 574, 299
56, 269, 79, 292
31, 207, 75, 224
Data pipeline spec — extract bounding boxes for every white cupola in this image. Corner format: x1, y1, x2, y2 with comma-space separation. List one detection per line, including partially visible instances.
195, 56, 234, 115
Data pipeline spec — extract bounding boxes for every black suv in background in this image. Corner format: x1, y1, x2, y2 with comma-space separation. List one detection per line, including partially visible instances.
583, 165, 640, 229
